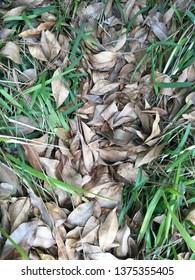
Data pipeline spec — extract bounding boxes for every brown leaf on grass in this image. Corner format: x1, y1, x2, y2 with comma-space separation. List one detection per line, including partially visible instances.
187, 63, 195, 82
9, 198, 31, 232
0, 183, 15, 199
33, 221, 56, 248
3, 6, 26, 18
117, 163, 148, 184
80, 133, 94, 172
114, 223, 131, 258
185, 209, 195, 225
62, 165, 83, 187
55, 226, 68, 260
28, 44, 48, 61
1, 42, 22, 64
22, 144, 42, 171
0, 162, 19, 188
0, 28, 14, 39
19, 22, 55, 38
99, 207, 118, 251
90, 80, 120, 95
0, 220, 37, 260
145, 112, 161, 142
40, 30, 61, 61
45, 202, 67, 227
31, 134, 48, 155
66, 202, 95, 227
135, 144, 164, 168
39, 158, 59, 178
51, 67, 69, 108
90, 51, 117, 71
13, 116, 37, 135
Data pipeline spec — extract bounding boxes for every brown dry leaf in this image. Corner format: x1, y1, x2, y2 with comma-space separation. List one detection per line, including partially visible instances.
151, 21, 168, 41
33, 221, 56, 248
22, 144, 42, 171
0, 183, 15, 199
9, 198, 31, 232
3, 6, 26, 18
145, 113, 161, 142
124, 0, 136, 23
135, 144, 164, 168
40, 30, 61, 61
62, 165, 83, 187
31, 134, 48, 155
28, 44, 48, 61
0, 220, 38, 260
90, 51, 117, 71
13, 116, 37, 135
114, 223, 131, 258
0, 28, 15, 39
19, 22, 55, 38
163, 7, 174, 24
185, 209, 195, 225
99, 207, 118, 251
98, 148, 128, 163
66, 202, 95, 227
187, 63, 195, 82
19, 68, 37, 83
96, 184, 122, 209
55, 226, 68, 260
40, 158, 59, 178
45, 202, 66, 227
90, 80, 120, 95
117, 162, 148, 183
80, 133, 94, 172
51, 67, 69, 108
0, 162, 19, 188
1, 42, 22, 64
185, 92, 195, 105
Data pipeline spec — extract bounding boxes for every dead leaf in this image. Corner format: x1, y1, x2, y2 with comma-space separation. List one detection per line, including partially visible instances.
9, 198, 31, 232
55, 226, 68, 260
13, 116, 37, 135
99, 207, 118, 251
0, 183, 15, 199
145, 113, 161, 142
90, 80, 120, 95
90, 51, 117, 71
0, 162, 18, 188
135, 144, 164, 168
22, 144, 42, 171
0, 220, 37, 260
19, 22, 55, 38
40, 30, 61, 61
51, 67, 69, 108
3, 6, 26, 18
114, 223, 131, 257
66, 202, 95, 227
117, 163, 148, 183
1, 42, 22, 64
33, 221, 56, 248
185, 209, 195, 225
28, 44, 48, 61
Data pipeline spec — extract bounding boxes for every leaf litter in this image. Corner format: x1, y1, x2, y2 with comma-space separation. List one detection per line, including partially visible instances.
0, 0, 194, 260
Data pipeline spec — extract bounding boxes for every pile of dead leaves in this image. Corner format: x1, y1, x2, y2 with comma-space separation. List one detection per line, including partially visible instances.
0, 0, 195, 259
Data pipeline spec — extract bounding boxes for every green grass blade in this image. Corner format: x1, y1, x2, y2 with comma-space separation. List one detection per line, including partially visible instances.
0, 226, 30, 260
137, 188, 162, 242
162, 192, 195, 253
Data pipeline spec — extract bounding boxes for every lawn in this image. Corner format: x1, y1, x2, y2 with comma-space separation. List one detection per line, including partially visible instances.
0, 0, 195, 260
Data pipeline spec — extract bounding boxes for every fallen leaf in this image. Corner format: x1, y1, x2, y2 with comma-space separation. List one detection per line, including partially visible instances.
66, 202, 95, 227
51, 67, 69, 108
185, 209, 195, 225
28, 44, 47, 61
9, 198, 31, 232
33, 221, 56, 248
145, 113, 161, 142
99, 207, 118, 251
1, 42, 22, 64
22, 144, 42, 171
90, 51, 117, 71
135, 144, 164, 168
0, 162, 18, 188
0, 183, 15, 199
117, 162, 148, 183
114, 223, 131, 257
19, 22, 55, 38
3, 6, 26, 18
40, 30, 61, 61
90, 80, 120, 95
